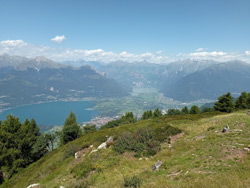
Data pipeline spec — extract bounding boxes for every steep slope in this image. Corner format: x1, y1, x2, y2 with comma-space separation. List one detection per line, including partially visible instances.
163, 61, 250, 102
0, 54, 129, 109
1, 111, 250, 188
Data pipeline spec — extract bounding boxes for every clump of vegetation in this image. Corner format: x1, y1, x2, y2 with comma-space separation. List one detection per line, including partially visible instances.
83, 124, 96, 134
124, 175, 142, 188
60, 112, 82, 146
63, 144, 80, 159
190, 105, 200, 114
141, 110, 153, 119
0, 115, 47, 180
167, 108, 183, 115
71, 158, 96, 178
113, 127, 160, 157
101, 112, 137, 129
142, 108, 163, 120
214, 92, 235, 113
154, 124, 182, 142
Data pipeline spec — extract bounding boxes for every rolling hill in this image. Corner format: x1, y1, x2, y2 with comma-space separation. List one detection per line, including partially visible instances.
1, 110, 249, 188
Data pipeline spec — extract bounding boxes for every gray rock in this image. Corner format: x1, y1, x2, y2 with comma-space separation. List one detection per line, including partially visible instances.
243, 148, 250, 151
153, 160, 162, 171
27, 183, 40, 188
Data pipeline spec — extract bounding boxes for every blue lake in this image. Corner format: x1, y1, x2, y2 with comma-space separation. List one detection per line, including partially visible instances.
0, 101, 99, 126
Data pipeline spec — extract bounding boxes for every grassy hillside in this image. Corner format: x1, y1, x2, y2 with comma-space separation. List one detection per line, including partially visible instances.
1, 111, 250, 188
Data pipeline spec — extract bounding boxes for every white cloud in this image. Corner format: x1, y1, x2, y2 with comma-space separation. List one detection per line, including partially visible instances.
196, 48, 205, 52
0, 40, 27, 47
245, 51, 250, 56
190, 51, 226, 57
51, 35, 66, 43
1, 39, 250, 63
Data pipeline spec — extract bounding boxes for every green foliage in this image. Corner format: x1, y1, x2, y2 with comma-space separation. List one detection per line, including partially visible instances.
63, 144, 79, 159
43, 133, 57, 151
124, 175, 142, 188
0, 115, 43, 181
101, 112, 137, 129
154, 124, 182, 142
153, 108, 162, 118
235, 91, 248, 109
214, 92, 234, 113
190, 105, 200, 114
141, 110, 153, 120
71, 157, 95, 178
167, 109, 183, 115
202, 107, 215, 113
181, 106, 189, 114
60, 112, 82, 145
83, 124, 97, 134
113, 128, 160, 157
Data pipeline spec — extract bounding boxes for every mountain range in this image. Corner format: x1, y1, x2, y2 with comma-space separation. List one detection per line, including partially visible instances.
0, 54, 129, 110
1, 53, 250, 110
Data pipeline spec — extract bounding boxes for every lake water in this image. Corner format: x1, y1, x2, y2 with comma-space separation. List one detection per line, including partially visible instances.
0, 101, 99, 126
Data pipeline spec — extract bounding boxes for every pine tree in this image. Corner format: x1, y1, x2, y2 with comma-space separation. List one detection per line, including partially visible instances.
189, 105, 200, 114
60, 112, 82, 145
181, 106, 189, 114
235, 91, 248, 109
153, 108, 162, 117
214, 92, 234, 113
142, 110, 153, 119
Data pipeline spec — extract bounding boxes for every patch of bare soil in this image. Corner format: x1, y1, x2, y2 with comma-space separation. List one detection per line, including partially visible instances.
222, 147, 246, 161
170, 133, 184, 144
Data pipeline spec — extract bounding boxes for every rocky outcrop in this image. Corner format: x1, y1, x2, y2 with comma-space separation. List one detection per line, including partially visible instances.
75, 145, 93, 159
91, 136, 114, 154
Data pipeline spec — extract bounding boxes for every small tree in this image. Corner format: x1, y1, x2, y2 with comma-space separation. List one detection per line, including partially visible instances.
142, 110, 153, 120
181, 106, 189, 114
214, 92, 234, 113
235, 91, 248, 109
167, 109, 182, 115
189, 105, 200, 114
60, 112, 82, 145
153, 108, 162, 118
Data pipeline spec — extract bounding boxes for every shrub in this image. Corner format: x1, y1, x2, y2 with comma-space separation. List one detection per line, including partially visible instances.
63, 144, 79, 159
154, 124, 182, 142
124, 175, 142, 188
113, 128, 160, 157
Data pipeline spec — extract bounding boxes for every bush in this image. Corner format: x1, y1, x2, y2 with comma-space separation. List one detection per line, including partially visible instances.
63, 144, 79, 159
154, 124, 182, 142
124, 175, 142, 188
113, 128, 160, 157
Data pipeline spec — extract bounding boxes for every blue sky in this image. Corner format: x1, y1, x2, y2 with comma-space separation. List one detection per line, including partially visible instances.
0, 0, 250, 62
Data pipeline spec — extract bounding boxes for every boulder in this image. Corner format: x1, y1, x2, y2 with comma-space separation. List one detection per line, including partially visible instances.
153, 160, 162, 171
97, 142, 107, 150
243, 147, 250, 151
